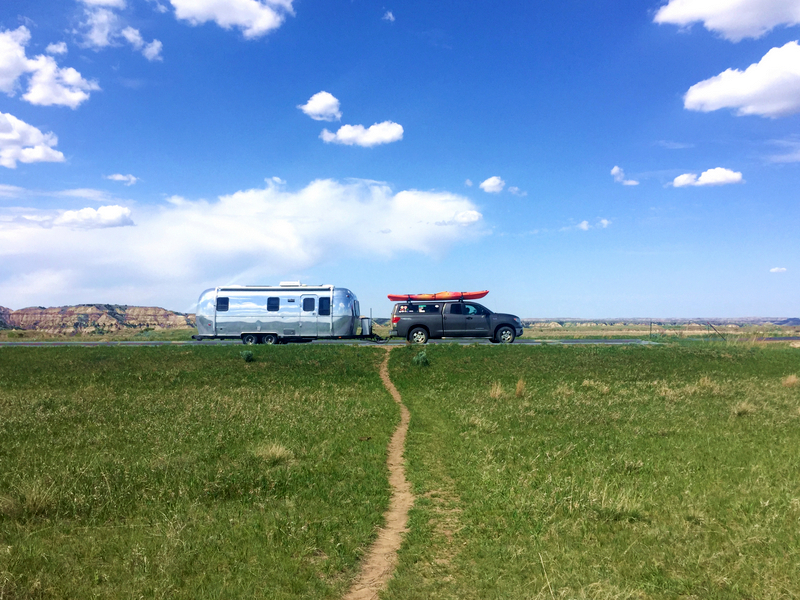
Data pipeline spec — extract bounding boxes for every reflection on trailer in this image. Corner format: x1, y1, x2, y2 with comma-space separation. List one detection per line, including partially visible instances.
193, 282, 369, 344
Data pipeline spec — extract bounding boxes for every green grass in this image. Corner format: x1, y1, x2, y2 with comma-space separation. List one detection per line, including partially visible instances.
2, 344, 800, 599
386, 344, 800, 599
0, 346, 397, 599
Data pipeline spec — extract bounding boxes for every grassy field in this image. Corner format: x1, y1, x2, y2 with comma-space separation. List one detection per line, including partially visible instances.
2, 343, 799, 599
0, 346, 397, 599
386, 343, 800, 599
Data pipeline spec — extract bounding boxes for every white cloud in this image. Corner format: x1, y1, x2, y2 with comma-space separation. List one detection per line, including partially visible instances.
0, 179, 484, 309
0, 184, 25, 197
106, 173, 138, 186
672, 167, 744, 187
610, 165, 639, 186
685, 41, 800, 118
120, 27, 163, 61
770, 267, 787, 272
768, 138, 800, 162
479, 176, 505, 193
46, 42, 68, 55
56, 188, 115, 202
577, 220, 590, 231
298, 91, 341, 121
465, 179, 473, 187
54, 205, 134, 229
508, 186, 528, 197
170, 0, 295, 39
654, 0, 800, 42
78, 4, 163, 60
0, 111, 65, 169
0, 26, 99, 109
562, 218, 611, 232
599, 218, 611, 228
657, 140, 693, 149
320, 121, 403, 147
383, 11, 395, 22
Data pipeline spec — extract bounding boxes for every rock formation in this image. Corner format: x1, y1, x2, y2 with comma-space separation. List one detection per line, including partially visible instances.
0, 305, 194, 334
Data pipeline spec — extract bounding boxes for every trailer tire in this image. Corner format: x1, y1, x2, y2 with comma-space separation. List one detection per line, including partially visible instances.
495, 326, 515, 344
408, 327, 429, 344
242, 334, 259, 345
262, 333, 278, 345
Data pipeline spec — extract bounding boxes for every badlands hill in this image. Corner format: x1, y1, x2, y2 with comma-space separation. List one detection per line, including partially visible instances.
0, 304, 194, 334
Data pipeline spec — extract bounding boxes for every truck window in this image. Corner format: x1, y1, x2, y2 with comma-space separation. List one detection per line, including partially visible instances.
319, 297, 331, 316
303, 298, 315, 312
267, 297, 280, 311
216, 297, 229, 312
449, 303, 462, 315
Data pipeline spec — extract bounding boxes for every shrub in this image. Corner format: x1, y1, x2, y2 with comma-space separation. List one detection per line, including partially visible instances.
240, 350, 254, 362
412, 350, 429, 366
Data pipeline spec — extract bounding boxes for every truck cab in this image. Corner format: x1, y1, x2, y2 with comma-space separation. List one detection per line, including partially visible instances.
390, 301, 523, 343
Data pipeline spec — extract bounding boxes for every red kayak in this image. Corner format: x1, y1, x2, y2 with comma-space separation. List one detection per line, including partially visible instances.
387, 290, 489, 301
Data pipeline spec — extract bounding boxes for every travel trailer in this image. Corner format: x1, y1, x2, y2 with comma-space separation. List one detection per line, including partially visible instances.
193, 282, 370, 344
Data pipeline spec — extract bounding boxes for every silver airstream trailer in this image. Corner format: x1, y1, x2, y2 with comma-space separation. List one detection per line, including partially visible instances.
193, 282, 370, 344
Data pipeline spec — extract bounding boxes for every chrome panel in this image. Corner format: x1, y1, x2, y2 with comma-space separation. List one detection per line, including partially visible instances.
196, 285, 358, 339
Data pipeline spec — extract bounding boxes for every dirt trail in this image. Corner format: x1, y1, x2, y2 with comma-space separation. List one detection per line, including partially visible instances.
343, 347, 414, 600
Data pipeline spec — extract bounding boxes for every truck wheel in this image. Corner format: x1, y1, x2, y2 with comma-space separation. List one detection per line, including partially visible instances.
242, 334, 258, 345
262, 333, 278, 345
408, 327, 428, 344
496, 326, 515, 344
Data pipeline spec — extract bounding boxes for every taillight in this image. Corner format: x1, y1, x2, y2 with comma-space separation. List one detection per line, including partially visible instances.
392, 316, 400, 325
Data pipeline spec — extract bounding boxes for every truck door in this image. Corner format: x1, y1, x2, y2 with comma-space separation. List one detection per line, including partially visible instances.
443, 303, 468, 335
299, 295, 319, 337
464, 303, 491, 335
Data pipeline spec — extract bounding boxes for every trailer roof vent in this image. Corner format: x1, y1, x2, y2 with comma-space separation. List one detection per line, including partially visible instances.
279, 281, 301, 287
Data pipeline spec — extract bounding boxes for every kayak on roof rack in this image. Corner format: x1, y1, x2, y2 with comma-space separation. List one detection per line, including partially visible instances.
387, 290, 489, 302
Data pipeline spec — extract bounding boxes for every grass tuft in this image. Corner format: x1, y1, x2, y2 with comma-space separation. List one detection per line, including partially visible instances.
412, 350, 429, 366
515, 378, 526, 398
783, 374, 798, 387
732, 401, 757, 416
252, 442, 294, 467
489, 381, 503, 399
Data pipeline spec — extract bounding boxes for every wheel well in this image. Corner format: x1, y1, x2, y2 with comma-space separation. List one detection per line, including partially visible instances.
409, 324, 430, 335
494, 323, 514, 336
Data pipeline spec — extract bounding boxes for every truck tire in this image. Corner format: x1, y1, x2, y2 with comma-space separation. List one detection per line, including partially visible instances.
408, 327, 429, 344
242, 334, 259, 345
262, 333, 278, 345
496, 326, 515, 344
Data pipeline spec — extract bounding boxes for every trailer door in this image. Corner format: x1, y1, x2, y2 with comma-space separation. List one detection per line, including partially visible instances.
299, 295, 319, 338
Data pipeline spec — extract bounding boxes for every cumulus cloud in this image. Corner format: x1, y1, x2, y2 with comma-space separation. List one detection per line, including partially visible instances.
0, 179, 484, 308
170, 0, 295, 39
383, 11, 395, 22
684, 41, 800, 118
320, 121, 403, 147
599, 218, 611, 228
508, 186, 528, 197
562, 218, 611, 232
78, 2, 163, 60
0, 26, 99, 108
46, 42, 68, 55
577, 220, 590, 231
654, 0, 800, 42
672, 167, 743, 187
610, 165, 639, 186
298, 91, 341, 121
465, 179, 473, 187
106, 173, 138, 186
120, 27, 163, 61
479, 176, 505, 193
0, 111, 65, 169
53, 205, 134, 229
770, 267, 787, 272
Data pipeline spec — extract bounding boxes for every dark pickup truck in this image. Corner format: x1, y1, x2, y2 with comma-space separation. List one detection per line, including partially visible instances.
390, 300, 523, 343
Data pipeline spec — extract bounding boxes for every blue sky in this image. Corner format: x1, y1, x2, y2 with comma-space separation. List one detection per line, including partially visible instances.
0, 0, 798, 317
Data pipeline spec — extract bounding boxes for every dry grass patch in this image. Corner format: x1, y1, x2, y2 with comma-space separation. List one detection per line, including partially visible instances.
732, 401, 757, 417
515, 378, 526, 398
581, 379, 610, 394
783, 374, 798, 387
252, 442, 295, 466
489, 381, 504, 399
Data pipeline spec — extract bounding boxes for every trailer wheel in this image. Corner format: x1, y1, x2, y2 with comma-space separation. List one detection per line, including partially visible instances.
242, 334, 259, 345
408, 327, 428, 344
262, 333, 278, 345
496, 326, 515, 344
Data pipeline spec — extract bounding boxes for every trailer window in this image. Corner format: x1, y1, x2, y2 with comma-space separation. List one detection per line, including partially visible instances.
303, 298, 315, 312
267, 297, 279, 311
319, 297, 331, 316
216, 297, 229, 312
